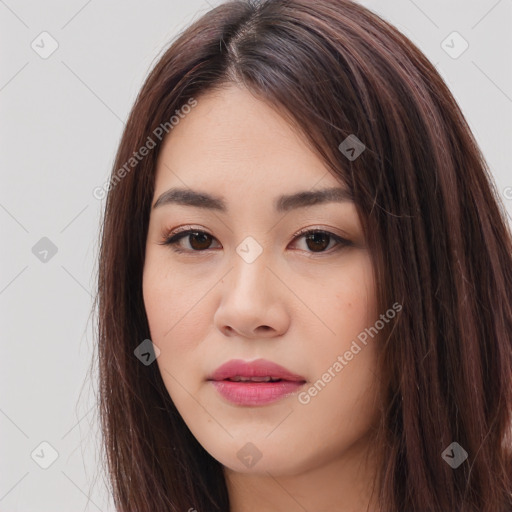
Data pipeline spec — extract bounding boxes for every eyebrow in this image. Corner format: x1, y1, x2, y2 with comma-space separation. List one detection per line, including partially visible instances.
152, 186, 353, 213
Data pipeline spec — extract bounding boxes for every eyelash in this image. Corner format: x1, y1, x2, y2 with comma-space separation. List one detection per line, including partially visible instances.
157, 226, 353, 256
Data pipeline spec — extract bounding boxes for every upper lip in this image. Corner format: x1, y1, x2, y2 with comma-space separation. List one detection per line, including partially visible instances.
208, 358, 306, 382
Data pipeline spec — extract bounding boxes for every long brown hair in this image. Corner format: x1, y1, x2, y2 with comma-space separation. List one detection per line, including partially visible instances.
94, 0, 512, 510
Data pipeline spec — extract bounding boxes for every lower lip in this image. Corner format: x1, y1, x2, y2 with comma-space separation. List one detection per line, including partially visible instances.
210, 380, 305, 406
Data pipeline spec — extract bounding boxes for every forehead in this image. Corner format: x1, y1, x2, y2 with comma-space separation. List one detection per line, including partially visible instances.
154, 84, 343, 194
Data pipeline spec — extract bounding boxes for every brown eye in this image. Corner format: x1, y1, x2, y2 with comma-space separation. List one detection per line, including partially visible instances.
160, 229, 220, 252
187, 231, 214, 250
292, 229, 352, 254
160, 228, 352, 255
304, 231, 331, 252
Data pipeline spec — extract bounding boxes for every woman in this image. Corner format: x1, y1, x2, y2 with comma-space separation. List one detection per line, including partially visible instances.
95, 0, 512, 510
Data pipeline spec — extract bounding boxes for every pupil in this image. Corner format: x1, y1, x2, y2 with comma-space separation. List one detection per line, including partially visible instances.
306, 232, 329, 252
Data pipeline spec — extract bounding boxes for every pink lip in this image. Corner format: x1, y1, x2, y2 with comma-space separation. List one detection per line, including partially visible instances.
207, 358, 306, 406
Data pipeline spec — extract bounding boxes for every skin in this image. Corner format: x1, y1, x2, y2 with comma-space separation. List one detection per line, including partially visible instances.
143, 84, 384, 512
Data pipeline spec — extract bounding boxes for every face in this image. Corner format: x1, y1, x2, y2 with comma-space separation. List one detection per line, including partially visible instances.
143, 84, 383, 477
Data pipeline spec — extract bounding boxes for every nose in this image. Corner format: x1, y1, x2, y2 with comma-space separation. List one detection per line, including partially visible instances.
213, 254, 290, 339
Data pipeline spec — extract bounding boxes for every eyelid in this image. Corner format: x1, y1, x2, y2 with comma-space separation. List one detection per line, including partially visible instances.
291, 225, 350, 242
159, 224, 202, 239
156, 224, 218, 250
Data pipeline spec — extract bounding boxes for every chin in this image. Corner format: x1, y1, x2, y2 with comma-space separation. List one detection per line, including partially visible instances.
203, 435, 316, 477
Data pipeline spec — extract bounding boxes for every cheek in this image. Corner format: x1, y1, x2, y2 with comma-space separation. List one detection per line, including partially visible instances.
143, 272, 206, 409
143, 262, 193, 355
316, 255, 378, 335
297, 255, 381, 410
299, 347, 382, 459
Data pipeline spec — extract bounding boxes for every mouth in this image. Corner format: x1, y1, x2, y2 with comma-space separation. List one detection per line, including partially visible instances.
207, 358, 307, 406
223, 376, 289, 382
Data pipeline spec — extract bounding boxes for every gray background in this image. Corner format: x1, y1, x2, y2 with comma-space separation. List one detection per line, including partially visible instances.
1, 0, 511, 510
